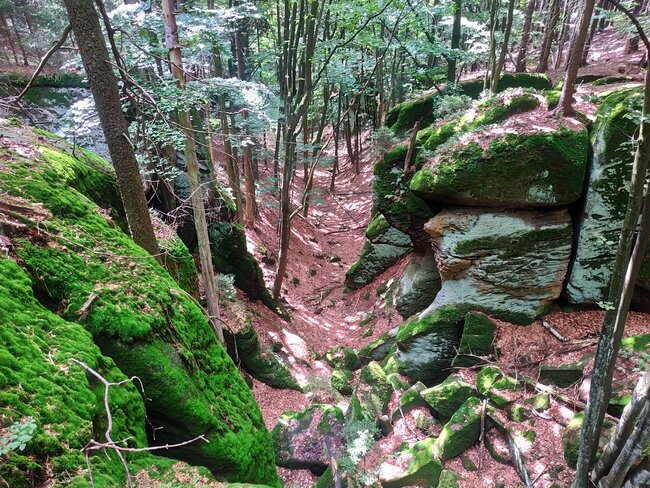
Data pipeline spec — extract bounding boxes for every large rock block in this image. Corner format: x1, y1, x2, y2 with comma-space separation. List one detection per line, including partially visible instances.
565, 88, 650, 306
424, 209, 573, 323
395, 250, 441, 318
384, 306, 463, 385
410, 123, 588, 208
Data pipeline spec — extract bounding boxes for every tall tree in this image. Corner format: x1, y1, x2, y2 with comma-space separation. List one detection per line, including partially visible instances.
515, 0, 536, 72
555, 0, 596, 115
161, 0, 224, 344
447, 0, 462, 82
490, 0, 515, 93
536, 0, 561, 72
60, 0, 159, 258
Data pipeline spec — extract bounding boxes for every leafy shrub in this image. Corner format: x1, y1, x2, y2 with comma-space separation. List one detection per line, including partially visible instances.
0, 418, 37, 457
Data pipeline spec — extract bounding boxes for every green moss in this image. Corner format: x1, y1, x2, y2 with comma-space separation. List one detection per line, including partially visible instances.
226, 320, 300, 390
0, 259, 147, 487
433, 397, 482, 460
0, 124, 280, 486
545, 90, 561, 109
437, 469, 460, 488
525, 393, 551, 411
158, 235, 199, 296
366, 213, 392, 241
379, 438, 442, 488
621, 334, 650, 352
451, 312, 496, 367
0, 71, 87, 90
412, 127, 588, 207
421, 375, 477, 418
390, 96, 436, 134
396, 305, 461, 342
331, 369, 353, 396
360, 361, 393, 416
326, 346, 361, 371
562, 412, 584, 468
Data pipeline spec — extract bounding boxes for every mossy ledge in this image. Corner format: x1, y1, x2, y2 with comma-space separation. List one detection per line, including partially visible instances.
0, 122, 280, 486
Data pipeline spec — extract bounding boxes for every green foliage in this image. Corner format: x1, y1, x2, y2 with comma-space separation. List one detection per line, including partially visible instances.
0, 418, 37, 456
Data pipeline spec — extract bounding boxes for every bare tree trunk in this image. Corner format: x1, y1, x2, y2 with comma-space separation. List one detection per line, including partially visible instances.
0, 13, 20, 65
556, 0, 596, 115
161, 0, 223, 343
447, 0, 462, 82
484, 0, 499, 90
537, 0, 561, 72
61, 0, 159, 259
581, 0, 606, 66
592, 370, 650, 486
8, 14, 28, 66
516, 0, 536, 72
554, 0, 573, 69
490, 0, 515, 93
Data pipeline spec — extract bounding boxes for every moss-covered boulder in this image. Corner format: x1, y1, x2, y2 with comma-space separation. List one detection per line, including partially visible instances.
378, 438, 443, 488
372, 145, 437, 244
331, 369, 354, 396
225, 320, 299, 390
411, 122, 588, 208
420, 90, 540, 153
346, 213, 412, 289
0, 259, 149, 486
385, 74, 551, 134
424, 209, 573, 324
395, 250, 441, 318
0, 123, 279, 486
421, 375, 478, 418
565, 88, 650, 306
360, 361, 393, 416
325, 345, 361, 371
433, 397, 483, 460
271, 405, 344, 474
358, 327, 398, 365
208, 221, 274, 308
451, 312, 497, 368
383, 306, 463, 385
437, 469, 460, 488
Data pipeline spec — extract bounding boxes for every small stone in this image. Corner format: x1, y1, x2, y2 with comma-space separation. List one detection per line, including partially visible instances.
421, 375, 477, 418
378, 438, 443, 488
360, 361, 393, 416
329, 255, 342, 263
331, 369, 353, 396
539, 362, 585, 388
525, 393, 551, 411
325, 346, 360, 371
433, 397, 482, 460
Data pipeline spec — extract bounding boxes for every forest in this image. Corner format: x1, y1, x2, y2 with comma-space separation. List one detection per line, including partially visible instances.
0, 0, 649, 486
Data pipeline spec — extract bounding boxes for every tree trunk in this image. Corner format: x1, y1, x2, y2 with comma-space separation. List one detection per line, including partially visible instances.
8, 14, 28, 66
592, 370, 649, 486
160, 0, 224, 344
447, 0, 462, 82
484, 0, 499, 91
537, 0, 561, 72
554, 0, 573, 69
61, 0, 159, 259
515, 0, 536, 72
581, 0, 605, 66
572, 54, 650, 488
556, 0, 596, 115
490, 0, 515, 93
0, 13, 20, 65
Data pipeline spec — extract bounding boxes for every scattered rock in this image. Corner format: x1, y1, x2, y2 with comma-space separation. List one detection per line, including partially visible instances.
378, 438, 443, 488
384, 305, 463, 385
358, 327, 398, 364
433, 397, 483, 461
421, 375, 478, 418
539, 361, 586, 388
272, 404, 345, 474
331, 369, 353, 396
360, 361, 393, 416
476, 366, 518, 407
325, 346, 361, 371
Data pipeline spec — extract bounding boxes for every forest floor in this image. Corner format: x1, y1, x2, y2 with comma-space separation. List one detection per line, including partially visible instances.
231, 29, 650, 488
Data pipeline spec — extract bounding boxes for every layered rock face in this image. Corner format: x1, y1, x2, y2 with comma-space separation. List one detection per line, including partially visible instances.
565, 88, 650, 307
424, 209, 573, 323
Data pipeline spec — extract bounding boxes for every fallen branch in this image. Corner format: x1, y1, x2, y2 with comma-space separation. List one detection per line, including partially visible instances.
70, 359, 207, 487
14, 24, 72, 103
540, 319, 568, 343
